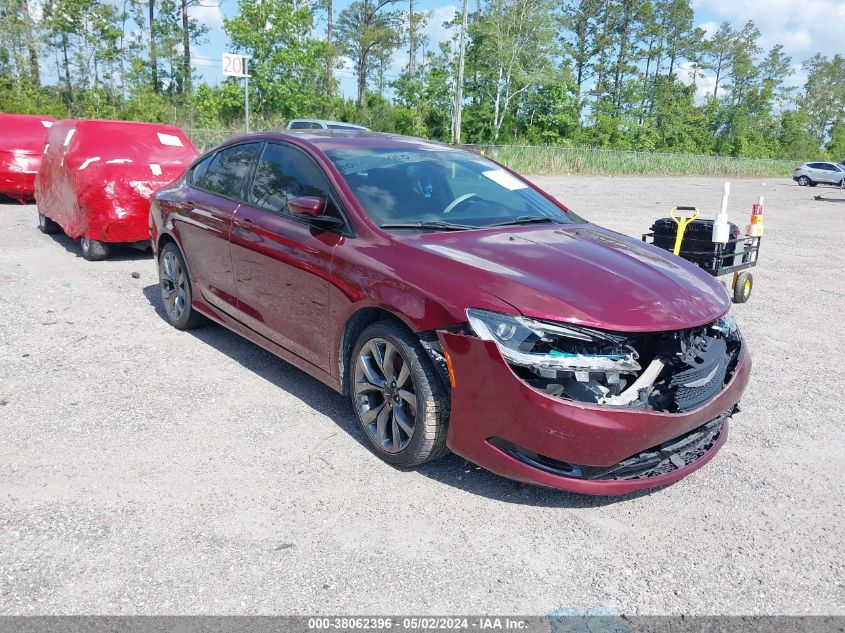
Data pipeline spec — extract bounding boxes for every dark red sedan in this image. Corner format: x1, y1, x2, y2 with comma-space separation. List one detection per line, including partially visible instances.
149, 131, 751, 495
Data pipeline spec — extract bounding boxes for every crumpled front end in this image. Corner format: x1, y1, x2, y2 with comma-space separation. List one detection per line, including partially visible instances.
438, 316, 751, 495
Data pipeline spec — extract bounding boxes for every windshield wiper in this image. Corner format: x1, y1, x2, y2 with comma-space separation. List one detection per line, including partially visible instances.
485, 215, 560, 227
379, 221, 476, 231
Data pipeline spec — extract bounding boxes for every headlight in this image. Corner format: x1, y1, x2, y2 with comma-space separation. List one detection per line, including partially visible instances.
465, 308, 640, 374
712, 313, 738, 336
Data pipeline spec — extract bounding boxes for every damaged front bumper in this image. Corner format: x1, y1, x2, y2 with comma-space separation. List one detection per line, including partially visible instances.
438, 330, 751, 496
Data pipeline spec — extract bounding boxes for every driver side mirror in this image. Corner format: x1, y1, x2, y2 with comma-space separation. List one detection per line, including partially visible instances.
288, 196, 344, 230
289, 196, 325, 217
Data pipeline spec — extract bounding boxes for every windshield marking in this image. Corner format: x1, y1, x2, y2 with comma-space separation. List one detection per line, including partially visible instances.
481, 169, 528, 191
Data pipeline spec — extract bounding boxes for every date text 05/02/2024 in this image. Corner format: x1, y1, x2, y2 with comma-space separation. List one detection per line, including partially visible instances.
306, 617, 529, 630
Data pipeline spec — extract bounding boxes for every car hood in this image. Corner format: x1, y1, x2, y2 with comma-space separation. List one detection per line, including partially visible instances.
391, 224, 731, 332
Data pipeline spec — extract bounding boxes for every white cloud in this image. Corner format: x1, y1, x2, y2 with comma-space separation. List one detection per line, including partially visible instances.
29, 0, 44, 22
424, 4, 460, 50
689, 0, 843, 105
692, 0, 845, 60
698, 20, 719, 38
676, 61, 718, 102
189, 3, 225, 37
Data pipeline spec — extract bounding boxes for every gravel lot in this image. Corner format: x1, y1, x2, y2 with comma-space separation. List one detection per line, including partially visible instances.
1, 177, 843, 615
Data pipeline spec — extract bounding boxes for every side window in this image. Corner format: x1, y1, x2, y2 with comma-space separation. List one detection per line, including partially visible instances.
201, 142, 262, 201
289, 121, 310, 130
189, 154, 213, 186
809, 163, 825, 169
249, 143, 336, 216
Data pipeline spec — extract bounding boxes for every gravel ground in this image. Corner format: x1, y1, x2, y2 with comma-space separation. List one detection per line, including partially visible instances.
1, 177, 843, 615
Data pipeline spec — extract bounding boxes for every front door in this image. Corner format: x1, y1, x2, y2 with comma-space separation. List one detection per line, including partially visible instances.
229, 142, 344, 370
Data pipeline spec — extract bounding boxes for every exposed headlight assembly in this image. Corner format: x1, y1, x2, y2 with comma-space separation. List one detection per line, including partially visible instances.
465, 308, 641, 375
711, 313, 739, 337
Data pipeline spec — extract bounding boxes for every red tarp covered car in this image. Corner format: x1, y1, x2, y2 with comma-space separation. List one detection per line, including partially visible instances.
0, 113, 55, 203
35, 119, 198, 260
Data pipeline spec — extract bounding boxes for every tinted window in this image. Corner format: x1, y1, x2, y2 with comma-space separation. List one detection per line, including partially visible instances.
249, 143, 333, 215
200, 142, 262, 200
809, 163, 826, 169
189, 154, 213, 185
327, 124, 361, 130
289, 121, 311, 130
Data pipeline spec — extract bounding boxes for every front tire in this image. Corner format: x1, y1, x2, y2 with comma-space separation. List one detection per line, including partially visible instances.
37, 212, 60, 234
80, 235, 109, 261
158, 242, 207, 330
349, 320, 450, 468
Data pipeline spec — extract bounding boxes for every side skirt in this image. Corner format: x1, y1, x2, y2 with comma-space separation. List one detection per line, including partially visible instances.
192, 289, 342, 393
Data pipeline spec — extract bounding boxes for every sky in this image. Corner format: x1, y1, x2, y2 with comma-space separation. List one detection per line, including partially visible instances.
188, 0, 845, 100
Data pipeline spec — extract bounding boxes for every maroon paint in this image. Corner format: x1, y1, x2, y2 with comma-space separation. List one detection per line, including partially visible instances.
163, 186, 241, 315
289, 196, 326, 217
150, 131, 751, 495
229, 202, 342, 366
439, 331, 751, 495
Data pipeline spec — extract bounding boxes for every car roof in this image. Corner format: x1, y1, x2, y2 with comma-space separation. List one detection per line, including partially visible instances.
230, 130, 458, 154
288, 119, 368, 129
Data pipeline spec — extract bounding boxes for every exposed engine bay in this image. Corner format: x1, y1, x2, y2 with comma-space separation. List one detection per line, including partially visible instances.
462, 309, 742, 412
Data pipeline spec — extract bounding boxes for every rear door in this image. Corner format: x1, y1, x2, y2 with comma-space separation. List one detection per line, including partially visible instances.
229, 142, 346, 369
173, 141, 263, 314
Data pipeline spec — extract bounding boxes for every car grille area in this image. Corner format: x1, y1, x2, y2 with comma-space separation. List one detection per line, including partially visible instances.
490, 406, 733, 482
671, 336, 731, 411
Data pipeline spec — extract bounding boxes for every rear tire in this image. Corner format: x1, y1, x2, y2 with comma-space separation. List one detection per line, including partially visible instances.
80, 236, 109, 261
733, 271, 753, 303
349, 320, 450, 468
37, 212, 60, 234
158, 242, 207, 330
797, 176, 810, 186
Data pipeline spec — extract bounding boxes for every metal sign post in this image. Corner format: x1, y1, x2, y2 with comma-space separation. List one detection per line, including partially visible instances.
222, 52, 251, 133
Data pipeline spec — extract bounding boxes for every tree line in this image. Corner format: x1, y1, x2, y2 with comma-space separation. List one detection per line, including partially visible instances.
2, 0, 844, 159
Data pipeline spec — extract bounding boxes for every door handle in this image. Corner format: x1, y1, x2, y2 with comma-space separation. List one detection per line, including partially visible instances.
236, 217, 257, 229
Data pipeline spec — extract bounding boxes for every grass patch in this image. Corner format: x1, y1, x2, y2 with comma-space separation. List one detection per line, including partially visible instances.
468, 145, 798, 178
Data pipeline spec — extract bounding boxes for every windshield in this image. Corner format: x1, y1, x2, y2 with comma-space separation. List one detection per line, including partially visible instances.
324, 146, 582, 231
